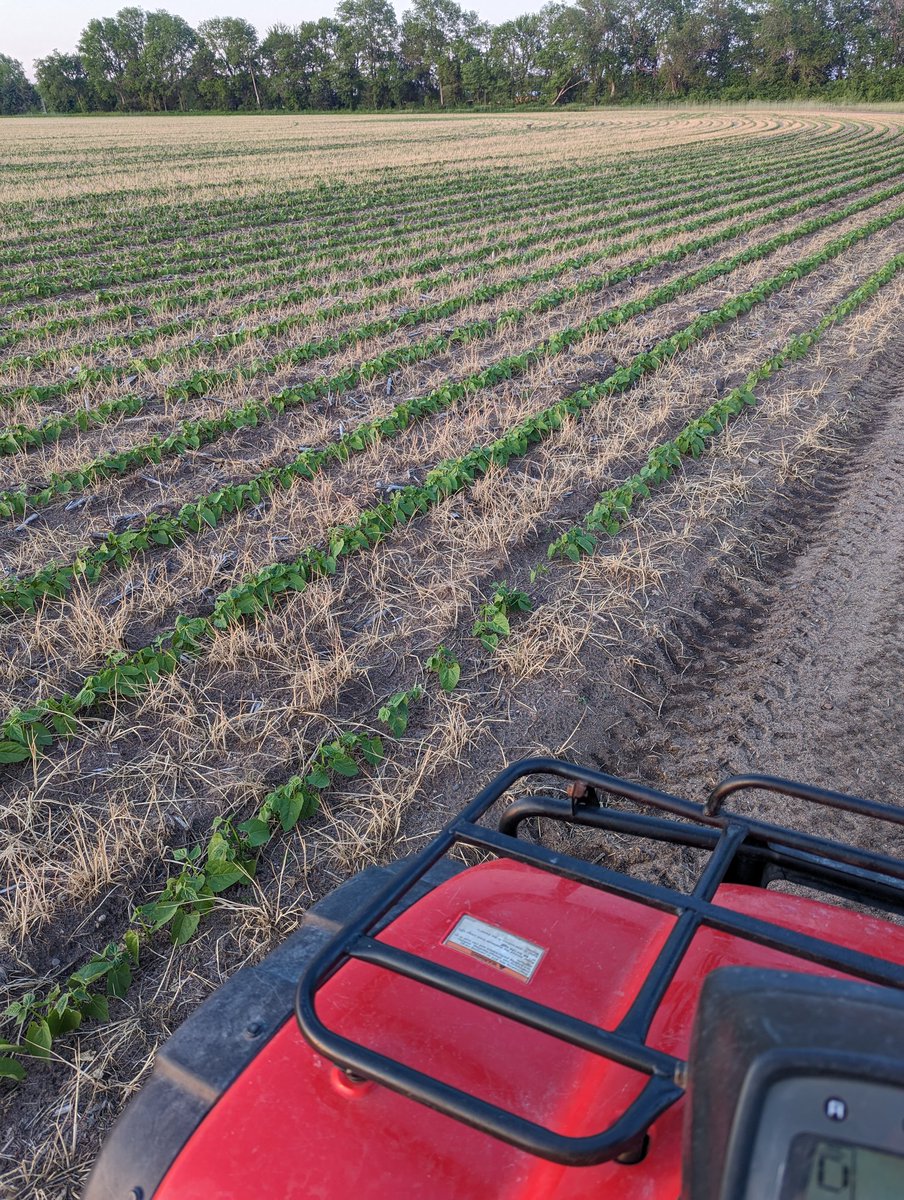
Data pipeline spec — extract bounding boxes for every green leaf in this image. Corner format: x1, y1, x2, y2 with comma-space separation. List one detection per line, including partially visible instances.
0, 740, 32, 764
24, 1019, 52, 1059
378, 702, 406, 737
107, 961, 132, 999
138, 899, 178, 930
70, 957, 115, 986
0, 1057, 26, 1081
358, 735, 383, 765
124, 929, 140, 964
305, 766, 330, 790
170, 909, 201, 946
439, 660, 460, 691
326, 750, 359, 778
237, 817, 272, 848
269, 782, 315, 831
82, 994, 110, 1024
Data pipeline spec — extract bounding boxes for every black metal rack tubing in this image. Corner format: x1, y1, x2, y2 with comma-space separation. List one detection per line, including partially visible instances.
351, 935, 680, 1078
615, 823, 749, 1040
496, 763, 904, 892
296, 757, 904, 1167
706, 809, 904, 886
458, 823, 904, 992
457, 821, 704, 918
498, 795, 904, 915
290, 1008, 682, 1166
706, 774, 904, 824
498, 794, 721, 850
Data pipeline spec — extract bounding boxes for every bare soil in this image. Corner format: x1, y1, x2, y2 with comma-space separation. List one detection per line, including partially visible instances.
548, 334, 904, 852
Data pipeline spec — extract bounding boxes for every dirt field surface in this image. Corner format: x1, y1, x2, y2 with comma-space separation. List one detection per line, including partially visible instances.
539, 333, 904, 855
624, 336, 904, 818
1, 107, 904, 1197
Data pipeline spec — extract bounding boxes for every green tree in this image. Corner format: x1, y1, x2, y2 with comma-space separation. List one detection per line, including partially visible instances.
875, 0, 904, 66
260, 20, 346, 109
534, 4, 591, 104
490, 14, 548, 101
35, 52, 98, 112
753, 0, 842, 92
309, 19, 348, 108
261, 24, 307, 108
573, 0, 629, 99
698, 0, 755, 86
0, 54, 38, 114
401, 0, 483, 105
335, 0, 399, 106
658, 12, 709, 93
142, 10, 196, 109
78, 7, 146, 108
196, 16, 263, 108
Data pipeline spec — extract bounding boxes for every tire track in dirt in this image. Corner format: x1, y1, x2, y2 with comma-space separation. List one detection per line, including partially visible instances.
606, 334, 904, 851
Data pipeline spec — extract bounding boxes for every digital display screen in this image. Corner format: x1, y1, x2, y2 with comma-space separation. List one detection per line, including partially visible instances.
781, 1134, 904, 1199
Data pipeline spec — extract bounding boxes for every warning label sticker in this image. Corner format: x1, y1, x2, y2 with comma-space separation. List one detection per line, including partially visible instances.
443, 914, 546, 983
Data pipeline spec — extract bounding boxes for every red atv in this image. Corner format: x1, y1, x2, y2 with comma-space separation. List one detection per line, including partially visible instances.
87, 758, 904, 1198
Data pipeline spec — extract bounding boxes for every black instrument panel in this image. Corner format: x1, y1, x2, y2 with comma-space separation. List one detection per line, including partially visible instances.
683, 968, 904, 1200
742, 1077, 904, 1198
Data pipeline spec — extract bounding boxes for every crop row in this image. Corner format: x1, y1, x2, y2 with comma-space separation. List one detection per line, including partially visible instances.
4, 129, 892, 353
0, 203, 898, 771
3, 137, 792, 305
0, 723, 390, 1078
0, 117, 846, 258
17, 146, 894, 409
2, 168, 902, 492
0, 122, 842, 274
4, 241, 901, 1080
5, 133, 903, 388
546, 250, 904, 562
2, 163, 618, 298
1, 124, 887, 318
160, 166, 904, 401
9, 139, 904, 367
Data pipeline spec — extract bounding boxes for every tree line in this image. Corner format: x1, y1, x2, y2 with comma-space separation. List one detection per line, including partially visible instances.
2, 0, 903, 117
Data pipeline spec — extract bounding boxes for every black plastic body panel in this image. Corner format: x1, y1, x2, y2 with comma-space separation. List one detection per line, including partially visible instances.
682, 967, 904, 1200
84, 857, 462, 1200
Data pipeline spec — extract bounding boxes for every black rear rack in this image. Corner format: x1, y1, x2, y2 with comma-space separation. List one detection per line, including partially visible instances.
295, 757, 904, 1166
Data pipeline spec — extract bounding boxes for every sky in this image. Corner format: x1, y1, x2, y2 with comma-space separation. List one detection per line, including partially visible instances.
5, 0, 546, 74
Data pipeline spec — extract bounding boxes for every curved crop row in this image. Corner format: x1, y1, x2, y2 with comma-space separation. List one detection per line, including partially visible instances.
1, 164, 614, 301
0, 121, 841, 270
0, 205, 898, 765
163, 166, 904, 401
4, 144, 758, 307
3, 128, 887, 348
0, 124, 828, 277
6, 133, 902, 394
2, 168, 902, 493
1, 117, 846, 264
1, 123, 884, 322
